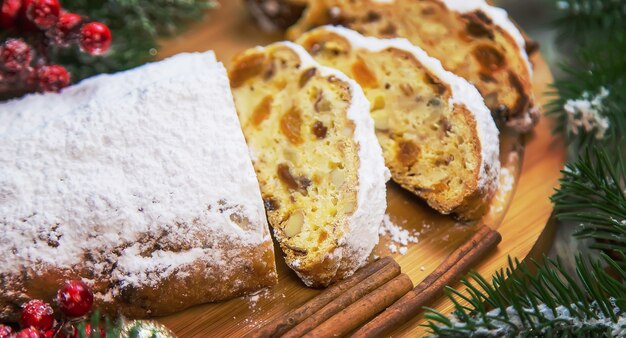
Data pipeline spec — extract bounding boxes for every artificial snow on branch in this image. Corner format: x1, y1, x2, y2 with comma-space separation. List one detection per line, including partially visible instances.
424, 255, 626, 337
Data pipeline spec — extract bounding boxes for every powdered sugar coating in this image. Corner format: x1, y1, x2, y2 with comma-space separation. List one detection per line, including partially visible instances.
317, 26, 500, 196
262, 42, 389, 282
0, 53, 274, 304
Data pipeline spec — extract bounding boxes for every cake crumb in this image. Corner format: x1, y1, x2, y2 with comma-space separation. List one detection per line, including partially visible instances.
420, 266, 425, 271
245, 288, 270, 312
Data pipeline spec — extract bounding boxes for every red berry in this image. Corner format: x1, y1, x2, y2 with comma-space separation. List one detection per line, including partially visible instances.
26, 0, 60, 29
0, 324, 13, 338
0, 0, 21, 28
20, 299, 54, 331
0, 38, 32, 71
37, 65, 70, 92
57, 11, 81, 35
56, 280, 93, 318
50, 11, 82, 45
13, 328, 44, 338
79, 22, 112, 56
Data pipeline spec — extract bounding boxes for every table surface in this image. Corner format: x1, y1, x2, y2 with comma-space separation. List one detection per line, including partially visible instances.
155, 1, 566, 336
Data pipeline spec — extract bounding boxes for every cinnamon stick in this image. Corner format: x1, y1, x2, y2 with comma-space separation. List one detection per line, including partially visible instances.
248, 257, 397, 338
352, 226, 501, 338
282, 262, 401, 337
303, 274, 414, 338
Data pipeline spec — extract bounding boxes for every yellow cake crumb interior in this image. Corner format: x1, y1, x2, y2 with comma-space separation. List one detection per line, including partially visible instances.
229, 45, 360, 267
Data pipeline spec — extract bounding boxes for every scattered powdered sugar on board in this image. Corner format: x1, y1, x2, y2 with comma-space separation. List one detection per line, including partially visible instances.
490, 165, 516, 214
379, 214, 419, 255
245, 288, 271, 312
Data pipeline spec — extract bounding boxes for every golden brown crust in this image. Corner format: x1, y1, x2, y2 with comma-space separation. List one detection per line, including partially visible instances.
285, 0, 538, 133
0, 241, 277, 321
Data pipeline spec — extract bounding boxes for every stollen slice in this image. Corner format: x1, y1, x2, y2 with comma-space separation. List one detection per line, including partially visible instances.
287, 0, 539, 132
297, 26, 500, 220
229, 41, 389, 287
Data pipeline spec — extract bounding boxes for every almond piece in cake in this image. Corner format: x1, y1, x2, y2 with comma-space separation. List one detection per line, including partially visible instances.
286, 0, 538, 133
297, 26, 500, 220
229, 42, 389, 287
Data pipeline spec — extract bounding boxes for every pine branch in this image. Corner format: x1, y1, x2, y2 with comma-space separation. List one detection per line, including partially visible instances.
547, 0, 626, 150
546, 37, 626, 150
552, 0, 626, 43
551, 145, 626, 265
53, 0, 217, 81
424, 254, 626, 337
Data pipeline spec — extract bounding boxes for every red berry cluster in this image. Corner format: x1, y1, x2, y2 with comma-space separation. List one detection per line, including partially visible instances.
0, 0, 112, 95
0, 280, 99, 338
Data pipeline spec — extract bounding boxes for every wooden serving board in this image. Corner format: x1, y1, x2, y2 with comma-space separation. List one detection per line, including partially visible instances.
156, 1, 566, 336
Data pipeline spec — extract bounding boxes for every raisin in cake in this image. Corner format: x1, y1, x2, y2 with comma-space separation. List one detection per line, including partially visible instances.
296, 26, 500, 220
0, 53, 277, 321
282, 0, 538, 133
229, 42, 388, 287
246, 0, 308, 32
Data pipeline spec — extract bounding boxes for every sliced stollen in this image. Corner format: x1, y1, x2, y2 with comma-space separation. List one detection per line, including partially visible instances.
229, 41, 389, 287
286, 0, 539, 132
297, 26, 500, 220
0, 53, 277, 321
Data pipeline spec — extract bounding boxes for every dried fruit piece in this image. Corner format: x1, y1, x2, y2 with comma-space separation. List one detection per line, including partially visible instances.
280, 106, 303, 144
473, 45, 505, 72
318, 230, 329, 244
312, 121, 328, 139
264, 197, 280, 211
397, 140, 419, 167
277, 163, 311, 196
371, 95, 385, 111
229, 53, 266, 88
277, 163, 300, 191
299, 67, 316, 88
251, 95, 273, 126
351, 58, 378, 88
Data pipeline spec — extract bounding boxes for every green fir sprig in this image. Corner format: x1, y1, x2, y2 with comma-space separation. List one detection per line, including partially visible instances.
546, 37, 626, 150
553, 0, 626, 43
423, 254, 626, 337
546, 0, 626, 150
551, 146, 626, 263
425, 0, 626, 335
54, 0, 217, 81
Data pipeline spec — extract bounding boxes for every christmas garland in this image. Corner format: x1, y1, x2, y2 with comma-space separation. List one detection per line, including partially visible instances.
425, 1, 626, 336
0, 0, 216, 98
